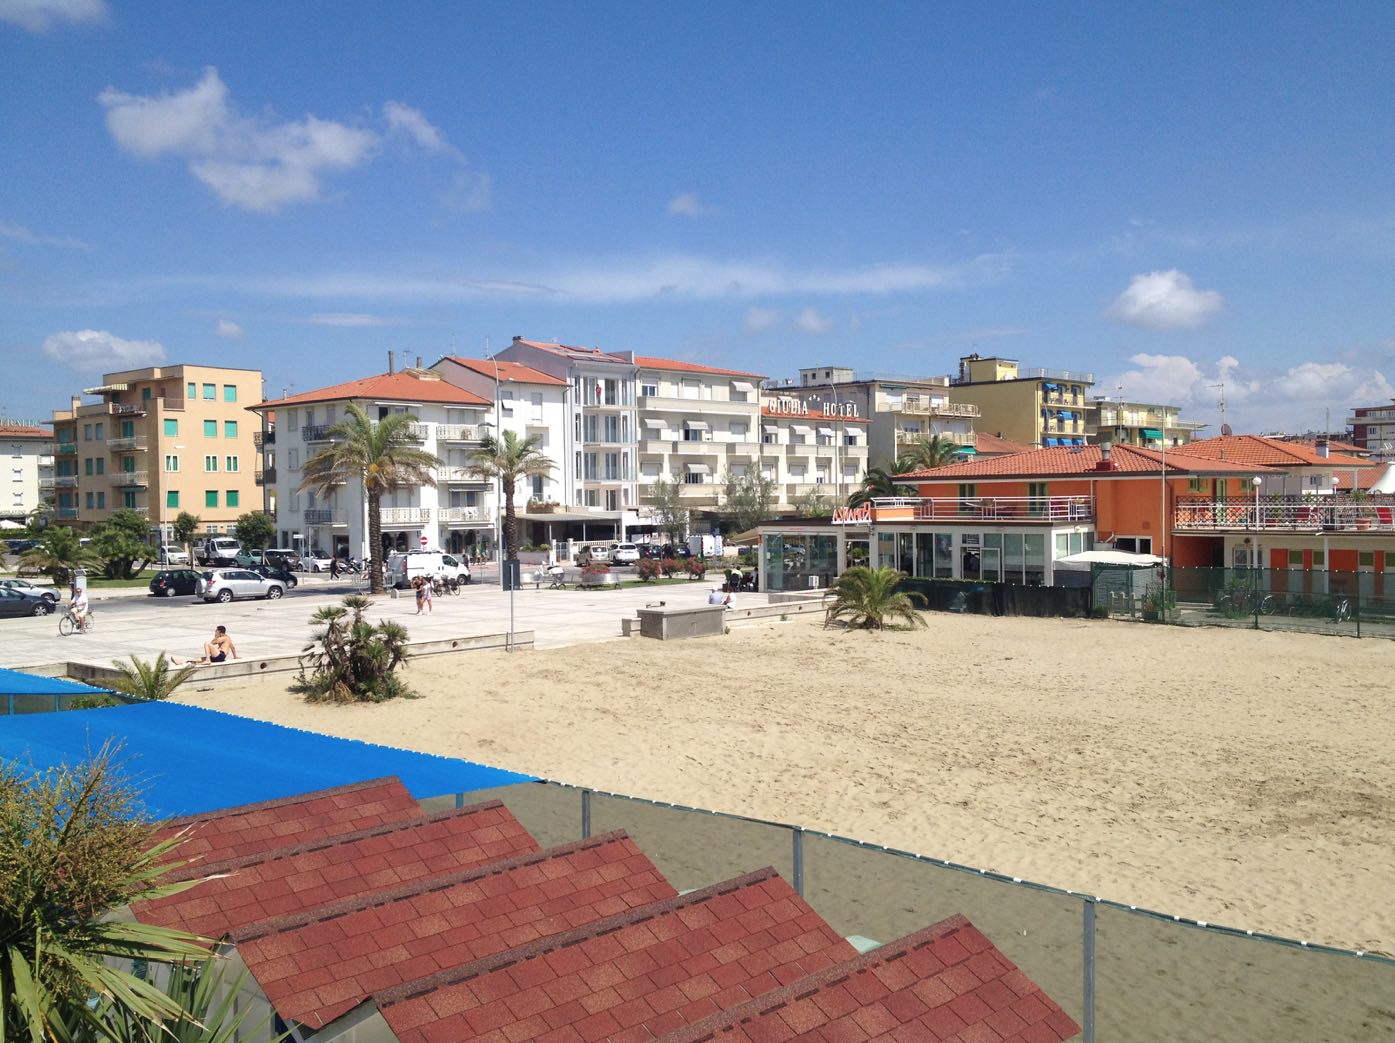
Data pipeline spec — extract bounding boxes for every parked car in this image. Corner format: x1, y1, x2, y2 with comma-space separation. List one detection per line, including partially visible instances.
195, 568, 284, 603
575, 543, 615, 567
250, 564, 299, 588
609, 542, 641, 565
0, 578, 58, 604
261, 547, 302, 571
4, 538, 38, 555
158, 544, 189, 565
148, 569, 202, 597
195, 537, 242, 566
300, 550, 333, 572
0, 587, 54, 617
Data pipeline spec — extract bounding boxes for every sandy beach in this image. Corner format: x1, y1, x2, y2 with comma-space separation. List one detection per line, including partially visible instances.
174, 614, 1395, 956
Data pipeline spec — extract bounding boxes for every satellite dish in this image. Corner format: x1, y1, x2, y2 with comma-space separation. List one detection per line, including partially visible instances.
1221, 423, 1233, 436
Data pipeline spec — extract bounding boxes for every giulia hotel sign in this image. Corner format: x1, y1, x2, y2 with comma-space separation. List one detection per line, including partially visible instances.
767, 396, 860, 418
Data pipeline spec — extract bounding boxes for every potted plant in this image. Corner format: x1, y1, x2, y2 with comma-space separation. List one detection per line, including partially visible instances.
580, 562, 616, 588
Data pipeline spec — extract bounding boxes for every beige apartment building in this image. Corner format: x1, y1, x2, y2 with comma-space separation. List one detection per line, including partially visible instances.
2, 422, 55, 521
947, 354, 1094, 449
49, 365, 263, 536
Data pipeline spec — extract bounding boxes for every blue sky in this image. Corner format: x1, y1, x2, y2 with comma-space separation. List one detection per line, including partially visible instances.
2, 1, 1392, 434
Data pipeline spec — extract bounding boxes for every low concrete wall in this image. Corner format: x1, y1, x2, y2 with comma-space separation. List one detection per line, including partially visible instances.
65, 630, 535, 687
766, 590, 830, 605
725, 600, 826, 626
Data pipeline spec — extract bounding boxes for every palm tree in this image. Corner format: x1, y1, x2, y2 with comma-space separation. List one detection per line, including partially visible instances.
19, 525, 102, 587
300, 404, 441, 594
847, 466, 903, 507
896, 434, 961, 474
469, 431, 555, 561
107, 653, 198, 701
824, 565, 928, 630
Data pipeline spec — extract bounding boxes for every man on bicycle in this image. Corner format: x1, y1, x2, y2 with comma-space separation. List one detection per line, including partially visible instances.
66, 582, 89, 631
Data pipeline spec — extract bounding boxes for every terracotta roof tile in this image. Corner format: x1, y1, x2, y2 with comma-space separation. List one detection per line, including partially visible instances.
154, 777, 422, 866
971, 432, 1033, 456
376, 869, 854, 1043
439, 357, 570, 386
898, 442, 1274, 480
234, 831, 675, 1031
1170, 434, 1369, 468
250, 371, 492, 410
134, 801, 537, 939
0, 424, 53, 439
632, 356, 766, 380
659, 915, 1079, 1043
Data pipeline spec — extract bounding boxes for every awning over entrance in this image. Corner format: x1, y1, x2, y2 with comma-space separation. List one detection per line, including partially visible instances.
686, 463, 711, 474
684, 420, 710, 431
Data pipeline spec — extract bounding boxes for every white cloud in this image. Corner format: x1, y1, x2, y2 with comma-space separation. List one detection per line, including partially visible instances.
1106, 269, 1224, 330
97, 69, 465, 214
0, 221, 90, 250
794, 306, 834, 334
437, 170, 491, 214
215, 318, 243, 339
742, 306, 780, 334
41, 329, 164, 372
667, 192, 708, 218
0, 0, 105, 31
302, 312, 398, 327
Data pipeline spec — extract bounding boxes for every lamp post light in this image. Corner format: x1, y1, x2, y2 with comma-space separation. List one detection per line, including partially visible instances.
1251, 475, 1263, 570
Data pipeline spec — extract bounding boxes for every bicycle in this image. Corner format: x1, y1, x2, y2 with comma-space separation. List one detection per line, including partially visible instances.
58, 610, 94, 636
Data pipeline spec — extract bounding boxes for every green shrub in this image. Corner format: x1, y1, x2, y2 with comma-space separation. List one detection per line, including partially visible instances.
291, 595, 415, 703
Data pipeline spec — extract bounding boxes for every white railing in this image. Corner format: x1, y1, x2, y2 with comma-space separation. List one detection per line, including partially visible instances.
436, 424, 485, 441
437, 506, 486, 524
900, 398, 981, 418
869, 495, 1094, 522
438, 466, 482, 482
895, 430, 976, 447
110, 471, 148, 487
379, 507, 431, 525
1174, 496, 1395, 532
107, 436, 148, 451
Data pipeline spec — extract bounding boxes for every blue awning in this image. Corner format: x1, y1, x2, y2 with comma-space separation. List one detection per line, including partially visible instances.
954, 446, 977, 455
1141, 427, 1164, 440
0, 668, 111, 697
1045, 438, 1058, 446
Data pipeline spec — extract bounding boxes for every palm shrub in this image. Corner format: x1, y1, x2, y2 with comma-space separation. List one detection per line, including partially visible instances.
19, 525, 102, 587
103, 957, 287, 1043
469, 431, 555, 561
824, 565, 928, 630
0, 744, 215, 1040
291, 595, 415, 703
107, 653, 197, 701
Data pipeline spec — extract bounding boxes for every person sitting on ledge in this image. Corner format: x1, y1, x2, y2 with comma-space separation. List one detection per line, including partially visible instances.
171, 625, 237, 666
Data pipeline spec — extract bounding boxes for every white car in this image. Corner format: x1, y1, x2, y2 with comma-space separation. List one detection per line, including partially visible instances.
0, 578, 59, 604
609, 542, 641, 565
195, 568, 285, 603
159, 544, 189, 564
300, 552, 333, 573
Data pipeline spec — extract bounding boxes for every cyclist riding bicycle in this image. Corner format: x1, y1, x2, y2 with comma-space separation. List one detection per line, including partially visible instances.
66, 583, 89, 631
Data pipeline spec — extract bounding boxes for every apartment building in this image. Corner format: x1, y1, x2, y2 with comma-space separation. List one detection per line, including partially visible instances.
251, 368, 494, 560
2, 422, 55, 522
1085, 398, 1205, 449
947, 354, 1094, 449
47, 365, 262, 536
759, 392, 869, 511
1348, 401, 1395, 459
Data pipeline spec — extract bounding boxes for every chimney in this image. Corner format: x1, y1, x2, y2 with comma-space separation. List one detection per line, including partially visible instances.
1095, 442, 1115, 472
416, 355, 423, 369
388, 350, 395, 374
71, 395, 81, 411
1316, 436, 1329, 458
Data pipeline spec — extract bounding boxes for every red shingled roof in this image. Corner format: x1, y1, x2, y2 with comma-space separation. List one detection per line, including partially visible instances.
250, 371, 492, 410
0, 424, 52, 439
1170, 434, 1368, 468
235, 832, 677, 1031
439, 357, 569, 386
663, 914, 1079, 1043
897, 443, 1274, 480
134, 801, 538, 939
514, 339, 631, 364
632, 355, 765, 380
972, 432, 1033, 456
376, 868, 854, 1043
154, 777, 422, 866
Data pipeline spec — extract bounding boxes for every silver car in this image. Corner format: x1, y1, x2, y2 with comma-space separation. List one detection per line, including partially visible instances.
195, 568, 284, 603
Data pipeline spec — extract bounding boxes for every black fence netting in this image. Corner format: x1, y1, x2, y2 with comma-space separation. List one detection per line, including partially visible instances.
898, 577, 1093, 618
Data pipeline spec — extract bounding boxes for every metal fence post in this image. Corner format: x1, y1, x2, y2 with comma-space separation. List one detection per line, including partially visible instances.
1082, 899, 1097, 1043
581, 789, 592, 839
791, 828, 805, 896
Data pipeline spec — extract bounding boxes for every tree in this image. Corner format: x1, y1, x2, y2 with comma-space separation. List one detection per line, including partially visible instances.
720, 470, 776, 533
824, 566, 928, 630
107, 653, 197, 701
791, 488, 833, 518
847, 466, 903, 507
896, 435, 961, 473
468, 430, 555, 561
172, 511, 201, 562
291, 595, 414, 703
0, 745, 214, 1040
647, 477, 690, 544
91, 509, 156, 579
18, 525, 102, 587
300, 404, 441, 594
234, 511, 276, 550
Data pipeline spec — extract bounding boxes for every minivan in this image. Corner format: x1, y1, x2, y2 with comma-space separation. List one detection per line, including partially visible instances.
385, 550, 471, 589
609, 542, 640, 565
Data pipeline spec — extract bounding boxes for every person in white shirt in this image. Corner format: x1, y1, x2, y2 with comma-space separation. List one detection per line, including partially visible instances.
66, 583, 89, 630
707, 587, 725, 606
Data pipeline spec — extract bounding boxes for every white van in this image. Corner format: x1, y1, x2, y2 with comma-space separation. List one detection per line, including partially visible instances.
385, 550, 471, 589
195, 536, 242, 566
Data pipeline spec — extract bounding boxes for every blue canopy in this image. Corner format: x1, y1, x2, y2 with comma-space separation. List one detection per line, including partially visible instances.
1045, 438, 1059, 446
0, 701, 534, 818
0, 668, 111, 697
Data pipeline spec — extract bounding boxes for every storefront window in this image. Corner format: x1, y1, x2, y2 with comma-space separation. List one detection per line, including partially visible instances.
877, 532, 896, 569
845, 538, 869, 568
982, 533, 1002, 581
1003, 533, 1024, 582
933, 533, 953, 578
1024, 533, 1046, 585
764, 533, 839, 591
915, 533, 934, 577
961, 534, 981, 580
897, 533, 914, 575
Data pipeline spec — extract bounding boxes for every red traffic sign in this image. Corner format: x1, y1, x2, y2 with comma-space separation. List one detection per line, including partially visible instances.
419, 535, 429, 547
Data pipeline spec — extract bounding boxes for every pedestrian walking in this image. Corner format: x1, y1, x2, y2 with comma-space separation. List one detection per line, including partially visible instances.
413, 576, 426, 614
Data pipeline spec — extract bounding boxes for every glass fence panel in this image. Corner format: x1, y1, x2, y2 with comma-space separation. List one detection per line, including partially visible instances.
1096, 904, 1395, 1042
420, 780, 581, 849
801, 833, 1084, 1027
588, 794, 794, 894
8, 693, 64, 714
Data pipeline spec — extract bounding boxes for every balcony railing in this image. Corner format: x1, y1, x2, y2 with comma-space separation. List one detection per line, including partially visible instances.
54, 475, 79, 488
57, 507, 79, 519
895, 430, 976, 447
159, 396, 186, 412
304, 509, 333, 524
379, 507, 431, 525
255, 468, 276, 485
1022, 367, 1094, 384
111, 471, 148, 487
111, 403, 146, 416
107, 436, 148, 451
56, 442, 77, 455
38, 477, 55, 491
1174, 495, 1395, 533
438, 506, 486, 524
253, 430, 275, 447
437, 424, 485, 442
867, 495, 1094, 523
439, 466, 482, 483
302, 424, 334, 442
900, 398, 981, 418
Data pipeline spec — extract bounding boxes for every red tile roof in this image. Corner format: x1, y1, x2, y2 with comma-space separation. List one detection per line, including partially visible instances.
662, 915, 1079, 1043
235, 832, 677, 1031
135, 801, 538, 939
439, 357, 569, 386
513, 339, 632, 364
155, 777, 422, 866
1169, 434, 1368, 469
250, 371, 492, 410
633, 355, 765, 380
898, 443, 1274, 481
0, 424, 53, 439
972, 432, 1033, 456
376, 868, 855, 1043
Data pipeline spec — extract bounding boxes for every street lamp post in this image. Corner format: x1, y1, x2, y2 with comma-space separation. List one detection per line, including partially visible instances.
1251, 476, 1262, 570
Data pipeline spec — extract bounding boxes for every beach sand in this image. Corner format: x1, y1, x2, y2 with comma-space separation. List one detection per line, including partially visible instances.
174, 614, 1395, 956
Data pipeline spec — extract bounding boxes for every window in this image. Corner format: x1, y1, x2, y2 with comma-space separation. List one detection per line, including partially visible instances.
684, 470, 705, 485
204, 420, 218, 438
94, 422, 104, 439
204, 455, 218, 472
223, 384, 237, 402
142, 386, 152, 401
83, 424, 92, 441
165, 455, 178, 472
287, 408, 299, 431
85, 492, 94, 509
167, 491, 180, 509
97, 492, 105, 509
225, 456, 239, 471
1358, 551, 1374, 567
95, 458, 104, 475
288, 447, 299, 470
202, 383, 216, 400
187, 382, 196, 399
226, 490, 239, 508
958, 483, 976, 515
121, 491, 134, 509
1187, 477, 1207, 493
1027, 481, 1048, 517
85, 458, 93, 476
224, 420, 238, 439
164, 418, 178, 436
641, 382, 658, 398
1115, 537, 1152, 554
1312, 550, 1325, 567
205, 490, 219, 508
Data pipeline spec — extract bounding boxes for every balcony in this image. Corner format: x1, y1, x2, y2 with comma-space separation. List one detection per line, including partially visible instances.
255, 468, 276, 486
158, 396, 186, 412
867, 495, 1094, 523
1022, 367, 1094, 384
56, 442, 77, 455
895, 430, 976, 447
638, 395, 753, 415
380, 507, 431, 525
900, 398, 981, 419
1173, 495, 1395, 533
111, 403, 146, 416
438, 466, 483, 483
57, 507, 79, 519
437, 423, 485, 442
54, 475, 79, 489
253, 430, 275, 448
304, 509, 334, 525
38, 477, 55, 491
37, 455, 54, 467
111, 471, 148, 488
438, 506, 487, 524
107, 436, 148, 451
302, 424, 334, 442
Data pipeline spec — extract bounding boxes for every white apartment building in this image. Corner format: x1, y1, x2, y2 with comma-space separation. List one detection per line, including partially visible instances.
2, 422, 55, 522
251, 368, 495, 560
758, 393, 869, 511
